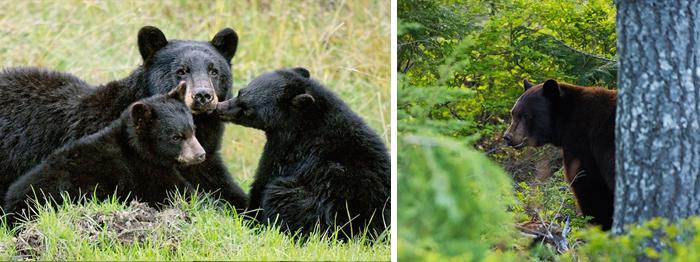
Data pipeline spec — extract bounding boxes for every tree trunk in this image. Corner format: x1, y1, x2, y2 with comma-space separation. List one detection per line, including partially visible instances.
615, 0, 700, 234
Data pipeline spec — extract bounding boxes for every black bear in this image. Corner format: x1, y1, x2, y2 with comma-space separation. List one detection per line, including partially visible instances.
4, 83, 199, 227
0, 26, 247, 212
503, 79, 616, 230
217, 68, 391, 240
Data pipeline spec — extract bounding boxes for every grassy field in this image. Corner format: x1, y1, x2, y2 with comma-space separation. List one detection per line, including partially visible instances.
0, 0, 390, 260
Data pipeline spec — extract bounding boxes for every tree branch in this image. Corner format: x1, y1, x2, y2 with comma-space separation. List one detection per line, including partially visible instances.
549, 36, 617, 63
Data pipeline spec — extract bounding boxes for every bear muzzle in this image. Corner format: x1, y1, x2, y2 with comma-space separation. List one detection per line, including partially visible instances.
183, 81, 219, 115
216, 98, 242, 122
503, 130, 529, 149
178, 136, 206, 165
503, 134, 527, 149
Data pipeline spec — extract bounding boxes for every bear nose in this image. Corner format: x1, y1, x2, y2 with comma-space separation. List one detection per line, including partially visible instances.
194, 89, 214, 105
503, 134, 512, 145
196, 151, 206, 162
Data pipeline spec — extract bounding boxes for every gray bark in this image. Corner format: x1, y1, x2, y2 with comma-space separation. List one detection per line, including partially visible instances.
615, 0, 700, 234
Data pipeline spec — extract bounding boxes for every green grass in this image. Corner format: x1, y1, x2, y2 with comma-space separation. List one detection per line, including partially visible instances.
0, 193, 389, 260
0, 0, 390, 260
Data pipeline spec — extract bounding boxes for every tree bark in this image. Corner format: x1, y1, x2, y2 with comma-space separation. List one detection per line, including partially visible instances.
615, 0, 700, 234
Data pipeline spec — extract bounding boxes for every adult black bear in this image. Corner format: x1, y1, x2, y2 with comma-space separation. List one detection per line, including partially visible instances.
4, 83, 199, 227
217, 67, 391, 240
503, 79, 616, 230
0, 26, 247, 211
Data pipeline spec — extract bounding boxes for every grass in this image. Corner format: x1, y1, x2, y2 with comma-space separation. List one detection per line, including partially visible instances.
0, 0, 390, 260
0, 193, 389, 260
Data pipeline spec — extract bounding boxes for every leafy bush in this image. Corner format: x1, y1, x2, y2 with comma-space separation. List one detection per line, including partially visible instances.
511, 168, 590, 229
397, 135, 517, 261
562, 217, 700, 261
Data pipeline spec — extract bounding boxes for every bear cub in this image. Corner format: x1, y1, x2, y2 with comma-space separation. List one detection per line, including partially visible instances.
217, 67, 391, 240
4, 82, 201, 227
503, 79, 616, 230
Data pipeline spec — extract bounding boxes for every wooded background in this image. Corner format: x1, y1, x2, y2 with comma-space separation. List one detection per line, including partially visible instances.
399, 0, 700, 260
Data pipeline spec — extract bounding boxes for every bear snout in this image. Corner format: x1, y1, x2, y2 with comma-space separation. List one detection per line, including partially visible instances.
503, 133, 513, 144
194, 88, 214, 105
216, 98, 232, 111
504, 121, 529, 149
178, 137, 206, 165
216, 98, 242, 122
504, 132, 527, 149
184, 82, 219, 115
194, 150, 206, 163
510, 139, 527, 149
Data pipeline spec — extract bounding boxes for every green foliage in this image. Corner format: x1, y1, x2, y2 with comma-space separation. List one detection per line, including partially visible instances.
397, 0, 478, 74
398, 0, 474, 41
398, 135, 516, 261
561, 217, 700, 261
511, 169, 591, 229
397, 0, 627, 259
398, 0, 617, 151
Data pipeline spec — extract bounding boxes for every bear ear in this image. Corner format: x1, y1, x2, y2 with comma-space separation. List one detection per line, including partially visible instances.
292, 93, 315, 109
168, 81, 188, 102
542, 79, 561, 99
523, 79, 534, 92
211, 28, 238, 62
291, 67, 311, 78
138, 26, 169, 63
131, 102, 153, 130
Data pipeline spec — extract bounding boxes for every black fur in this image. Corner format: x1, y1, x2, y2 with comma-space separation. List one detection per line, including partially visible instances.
217, 68, 391, 240
0, 26, 248, 212
4, 91, 198, 227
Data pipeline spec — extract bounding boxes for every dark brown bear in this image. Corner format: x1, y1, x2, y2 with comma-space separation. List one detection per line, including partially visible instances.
503, 79, 616, 230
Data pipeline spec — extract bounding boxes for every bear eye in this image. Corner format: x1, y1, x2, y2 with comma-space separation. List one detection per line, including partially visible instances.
523, 114, 531, 119
176, 67, 189, 77
210, 69, 218, 76
171, 134, 184, 143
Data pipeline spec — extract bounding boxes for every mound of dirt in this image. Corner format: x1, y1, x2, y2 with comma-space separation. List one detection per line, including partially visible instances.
11, 201, 193, 260
12, 226, 43, 260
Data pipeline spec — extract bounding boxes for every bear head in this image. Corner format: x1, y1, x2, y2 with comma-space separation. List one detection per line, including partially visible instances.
503, 79, 562, 149
129, 81, 206, 166
216, 67, 321, 132
137, 26, 238, 115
